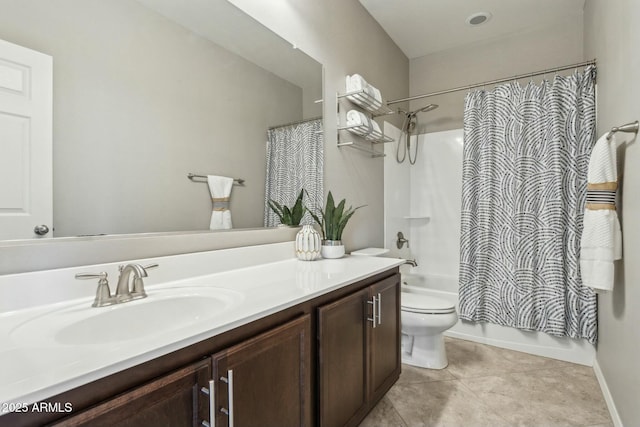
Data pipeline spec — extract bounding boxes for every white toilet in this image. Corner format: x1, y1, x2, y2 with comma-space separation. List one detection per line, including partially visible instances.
350, 248, 458, 369
401, 292, 458, 369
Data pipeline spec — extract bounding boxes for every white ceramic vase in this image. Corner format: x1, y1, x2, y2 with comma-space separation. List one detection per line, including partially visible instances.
295, 225, 321, 261
321, 240, 345, 259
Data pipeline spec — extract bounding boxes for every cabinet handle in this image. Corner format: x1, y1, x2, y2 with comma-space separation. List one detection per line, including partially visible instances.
367, 296, 377, 328
220, 370, 234, 427
200, 379, 215, 427
377, 292, 382, 326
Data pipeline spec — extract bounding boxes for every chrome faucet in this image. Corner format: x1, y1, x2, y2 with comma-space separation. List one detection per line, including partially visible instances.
75, 263, 158, 307
404, 259, 418, 267
116, 263, 159, 302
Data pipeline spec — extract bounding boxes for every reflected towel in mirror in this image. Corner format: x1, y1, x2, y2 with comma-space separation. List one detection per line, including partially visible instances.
207, 175, 234, 230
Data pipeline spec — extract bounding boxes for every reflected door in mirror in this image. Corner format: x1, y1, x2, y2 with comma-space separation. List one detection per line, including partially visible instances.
0, 39, 52, 239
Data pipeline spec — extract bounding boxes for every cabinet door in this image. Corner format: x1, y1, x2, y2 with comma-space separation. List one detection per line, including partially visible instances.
53, 359, 211, 427
318, 288, 371, 427
211, 315, 311, 427
369, 275, 401, 402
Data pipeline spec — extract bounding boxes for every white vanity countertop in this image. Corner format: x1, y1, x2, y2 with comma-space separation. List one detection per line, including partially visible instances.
0, 242, 403, 410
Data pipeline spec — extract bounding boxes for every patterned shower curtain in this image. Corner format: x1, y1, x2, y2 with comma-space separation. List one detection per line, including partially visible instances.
264, 119, 323, 227
459, 66, 598, 343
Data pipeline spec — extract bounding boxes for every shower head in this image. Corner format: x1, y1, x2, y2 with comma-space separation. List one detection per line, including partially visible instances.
416, 104, 439, 113
397, 104, 439, 117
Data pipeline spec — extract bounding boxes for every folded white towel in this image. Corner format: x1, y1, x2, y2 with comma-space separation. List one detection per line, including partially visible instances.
207, 175, 234, 230
580, 133, 622, 292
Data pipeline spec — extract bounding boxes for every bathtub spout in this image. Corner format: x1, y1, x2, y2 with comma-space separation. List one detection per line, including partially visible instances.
404, 259, 418, 267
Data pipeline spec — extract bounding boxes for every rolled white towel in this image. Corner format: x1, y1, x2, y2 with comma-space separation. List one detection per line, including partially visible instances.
370, 117, 381, 134
346, 110, 372, 136
369, 85, 382, 104
348, 74, 368, 91
346, 110, 381, 137
346, 109, 368, 126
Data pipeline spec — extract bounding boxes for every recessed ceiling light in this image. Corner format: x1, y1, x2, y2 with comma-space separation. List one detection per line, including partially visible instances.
466, 12, 492, 26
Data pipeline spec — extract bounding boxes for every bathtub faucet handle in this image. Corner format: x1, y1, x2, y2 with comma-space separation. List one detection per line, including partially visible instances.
397, 231, 409, 249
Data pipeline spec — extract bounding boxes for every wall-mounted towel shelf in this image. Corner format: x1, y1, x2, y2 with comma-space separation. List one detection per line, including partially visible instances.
337, 89, 394, 117
337, 123, 394, 144
607, 120, 639, 140
187, 173, 245, 185
336, 75, 396, 158
336, 141, 385, 158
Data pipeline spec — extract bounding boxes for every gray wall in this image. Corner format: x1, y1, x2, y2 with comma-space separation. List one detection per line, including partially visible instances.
584, 1, 640, 425
0, 0, 304, 236
408, 17, 584, 132
228, 0, 410, 252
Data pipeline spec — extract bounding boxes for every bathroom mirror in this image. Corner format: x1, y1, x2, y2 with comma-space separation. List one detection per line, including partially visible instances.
0, 0, 322, 239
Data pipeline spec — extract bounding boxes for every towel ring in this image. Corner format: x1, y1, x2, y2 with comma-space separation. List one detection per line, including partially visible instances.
606, 120, 639, 141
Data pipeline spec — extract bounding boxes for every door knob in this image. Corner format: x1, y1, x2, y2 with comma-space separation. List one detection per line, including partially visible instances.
33, 224, 50, 236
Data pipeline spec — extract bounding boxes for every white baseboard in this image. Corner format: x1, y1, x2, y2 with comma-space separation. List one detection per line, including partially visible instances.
444, 329, 595, 366
593, 359, 623, 427
404, 285, 596, 366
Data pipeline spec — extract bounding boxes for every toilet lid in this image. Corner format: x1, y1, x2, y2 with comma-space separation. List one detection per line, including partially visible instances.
401, 292, 456, 314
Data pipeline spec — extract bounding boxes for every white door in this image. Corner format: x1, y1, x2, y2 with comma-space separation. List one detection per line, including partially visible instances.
0, 38, 52, 240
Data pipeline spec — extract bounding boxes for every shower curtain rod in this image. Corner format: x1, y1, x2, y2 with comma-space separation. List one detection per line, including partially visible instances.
387, 59, 597, 105
268, 116, 322, 130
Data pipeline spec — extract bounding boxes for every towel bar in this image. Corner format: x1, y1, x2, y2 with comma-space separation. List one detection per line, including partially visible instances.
187, 173, 245, 185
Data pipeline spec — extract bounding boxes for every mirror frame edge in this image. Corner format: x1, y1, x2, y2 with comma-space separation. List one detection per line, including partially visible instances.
0, 226, 300, 275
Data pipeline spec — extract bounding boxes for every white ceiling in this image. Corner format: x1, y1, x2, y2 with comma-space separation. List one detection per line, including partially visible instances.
359, 0, 585, 59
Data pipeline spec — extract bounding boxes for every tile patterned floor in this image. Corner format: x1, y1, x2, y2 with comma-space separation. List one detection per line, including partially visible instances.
360, 337, 613, 427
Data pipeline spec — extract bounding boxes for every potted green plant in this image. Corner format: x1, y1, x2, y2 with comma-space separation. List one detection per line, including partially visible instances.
268, 189, 306, 226
309, 191, 364, 259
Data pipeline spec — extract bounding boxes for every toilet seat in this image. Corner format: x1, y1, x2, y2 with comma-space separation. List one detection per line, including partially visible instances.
401, 292, 455, 314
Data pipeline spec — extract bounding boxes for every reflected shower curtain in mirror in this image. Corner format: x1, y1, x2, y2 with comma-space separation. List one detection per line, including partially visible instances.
264, 119, 323, 227
459, 66, 598, 343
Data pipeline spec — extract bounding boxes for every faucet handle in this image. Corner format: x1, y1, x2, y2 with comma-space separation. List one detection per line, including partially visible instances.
75, 271, 115, 307
396, 231, 410, 249
75, 271, 108, 281
142, 263, 159, 272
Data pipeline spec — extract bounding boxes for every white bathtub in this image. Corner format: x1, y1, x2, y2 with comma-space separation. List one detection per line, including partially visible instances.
401, 273, 595, 366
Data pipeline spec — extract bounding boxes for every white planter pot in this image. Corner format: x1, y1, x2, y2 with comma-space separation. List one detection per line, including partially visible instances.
295, 225, 321, 261
321, 240, 345, 259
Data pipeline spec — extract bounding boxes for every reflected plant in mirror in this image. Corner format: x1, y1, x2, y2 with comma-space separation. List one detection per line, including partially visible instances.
268, 189, 307, 227
0, 0, 322, 241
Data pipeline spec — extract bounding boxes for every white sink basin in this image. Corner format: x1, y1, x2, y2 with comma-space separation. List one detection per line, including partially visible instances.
10, 286, 244, 346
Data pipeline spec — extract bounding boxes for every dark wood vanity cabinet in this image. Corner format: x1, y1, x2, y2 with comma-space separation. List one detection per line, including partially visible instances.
318, 288, 370, 427
318, 275, 401, 427
211, 315, 311, 427
2, 268, 399, 427
53, 316, 311, 427
368, 277, 401, 403
52, 359, 211, 427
